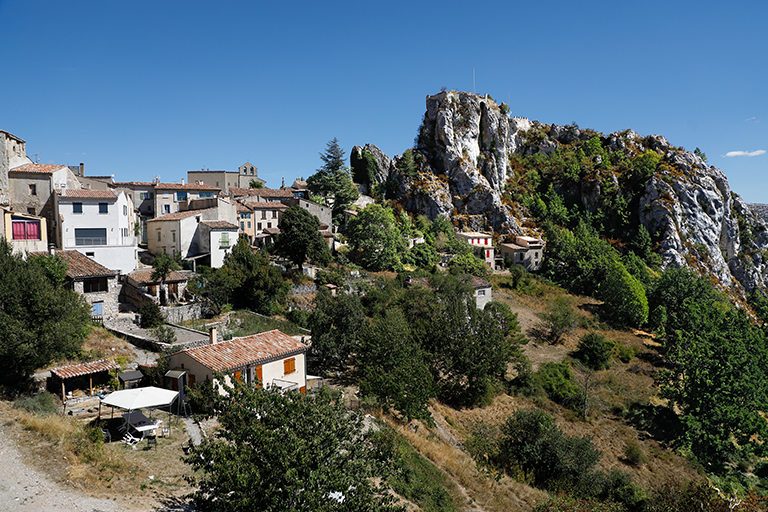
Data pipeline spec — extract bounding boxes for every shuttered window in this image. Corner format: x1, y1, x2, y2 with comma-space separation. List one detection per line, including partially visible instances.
284, 358, 296, 375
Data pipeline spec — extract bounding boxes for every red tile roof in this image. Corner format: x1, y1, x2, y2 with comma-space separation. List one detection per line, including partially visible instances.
127, 268, 187, 285
249, 202, 288, 209
10, 163, 68, 174
231, 187, 292, 198
147, 208, 214, 222
56, 189, 117, 199
236, 203, 253, 213
50, 359, 119, 379
55, 250, 117, 278
112, 181, 156, 187
179, 330, 308, 371
201, 221, 238, 230
154, 182, 220, 191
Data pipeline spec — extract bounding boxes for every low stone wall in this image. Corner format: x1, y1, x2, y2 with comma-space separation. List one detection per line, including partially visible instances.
290, 284, 318, 295
162, 303, 204, 324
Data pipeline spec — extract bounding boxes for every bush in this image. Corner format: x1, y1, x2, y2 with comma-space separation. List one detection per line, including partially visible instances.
139, 301, 164, 328
535, 296, 577, 344
599, 261, 648, 327
13, 392, 58, 416
623, 440, 647, 466
532, 362, 579, 403
614, 342, 640, 363
574, 332, 614, 371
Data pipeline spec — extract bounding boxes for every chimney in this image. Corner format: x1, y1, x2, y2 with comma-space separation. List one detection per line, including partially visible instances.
79, 163, 84, 176
209, 326, 218, 345
181, 178, 185, 185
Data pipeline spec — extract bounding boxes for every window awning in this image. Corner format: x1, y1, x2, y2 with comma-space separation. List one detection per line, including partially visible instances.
165, 369, 188, 379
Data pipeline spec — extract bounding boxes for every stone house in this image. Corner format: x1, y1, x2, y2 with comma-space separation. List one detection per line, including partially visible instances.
455, 231, 494, 267
153, 181, 221, 216
167, 329, 309, 394
55, 188, 139, 275
498, 235, 545, 271
55, 250, 120, 320
124, 268, 188, 307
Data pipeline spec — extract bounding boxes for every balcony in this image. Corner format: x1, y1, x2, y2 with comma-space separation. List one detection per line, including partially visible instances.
67, 236, 138, 248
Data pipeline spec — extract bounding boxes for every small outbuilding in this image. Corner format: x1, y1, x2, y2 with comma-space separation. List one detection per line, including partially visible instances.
49, 359, 120, 401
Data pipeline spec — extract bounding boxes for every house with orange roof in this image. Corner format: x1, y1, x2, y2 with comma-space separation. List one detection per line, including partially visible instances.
167, 329, 309, 394
55, 188, 138, 274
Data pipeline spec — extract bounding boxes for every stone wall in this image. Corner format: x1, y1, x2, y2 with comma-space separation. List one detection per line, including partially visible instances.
162, 303, 204, 324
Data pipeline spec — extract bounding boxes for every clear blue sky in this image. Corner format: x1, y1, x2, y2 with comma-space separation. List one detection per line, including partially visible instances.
2, 1, 766, 201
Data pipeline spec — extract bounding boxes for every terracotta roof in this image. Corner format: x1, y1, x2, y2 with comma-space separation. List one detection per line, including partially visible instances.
229, 187, 259, 197
249, 202, 288, 209
499, 242, 526, 250
113, 181, 156, 187
201, 221, 238, 230
263, 228, 280, 235
55, 250, 117, 278
57, 189, 117, 199
147, 208, 214, 222
320, 231, 334, 238
10, 163, 67, 174
236, 203, 253, 213
50, 359, 119, 379
257, 188, 294, 198
154, 182, 220, 191
179, 330, 308, 371
127, 268, 186, 285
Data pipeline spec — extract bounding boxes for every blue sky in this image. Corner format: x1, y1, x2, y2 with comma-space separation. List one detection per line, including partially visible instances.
2, 1, 766, 201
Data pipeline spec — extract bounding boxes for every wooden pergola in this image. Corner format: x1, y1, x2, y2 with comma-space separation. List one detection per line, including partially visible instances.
50, 359, 120, 402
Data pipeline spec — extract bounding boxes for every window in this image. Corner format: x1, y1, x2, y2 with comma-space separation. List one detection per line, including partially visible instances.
247, 221, 251, 229
272, 211, 277, 219
92, 302, 103, 316
267, 222, 272, 229
27, 207, 35, 215
199, 192, 213, 198
139, 192, 153, 200
477, 289, 485, 296
261, 211, 267, 219
83, 277, 108, 293
220, 233, 230, 247
98, 203, 108, 214
86, 252, 95, 257
123, 205, 128, 216
29, 184, 36, 196
242, 168, 247, 175
157, 231, 162, 242
284, 357, 296, 375
250, 168, 254, 175
240, 222, 244, 230
172, 231, 176, 242
11, 218, 41, 240
75, 228, 107, 245
163, 191, 169, 198
257, 222, 262, 230
73, 203, 83, 214
162, 204, 171, 214
176, 191, 187, 202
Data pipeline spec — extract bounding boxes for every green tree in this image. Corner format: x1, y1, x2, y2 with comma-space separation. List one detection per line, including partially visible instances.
448, 252, 490, 278
574, 331, 614, 371
307, 138, 359, 218
350, 148, 379, 186
151, 252, 181, 305
2, 243, 91, 386
274, 206, 330, 271
224, 238, 289, 315
535, 296, 577, 344
409, 243, 439, 269
308, 291, 366, 371
345, 204, 407, 271
139, 301, 164, 328
484, 301, 526, 344
599, 261, 648, 327
185, 382, 402, 512
358, 309, 435, 423
248, 179, 264, 189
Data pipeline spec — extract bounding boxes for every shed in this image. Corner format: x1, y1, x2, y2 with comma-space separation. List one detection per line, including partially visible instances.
118, 370, 144, 389
50, 359, 120, 401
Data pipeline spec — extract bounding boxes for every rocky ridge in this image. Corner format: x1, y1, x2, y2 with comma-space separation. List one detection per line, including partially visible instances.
353, 90, 768, 298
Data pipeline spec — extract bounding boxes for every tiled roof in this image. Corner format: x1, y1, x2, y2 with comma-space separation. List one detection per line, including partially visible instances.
147, 208, 214, 222
229, 187, 258, 197
113, 181, 156, 187
249, 202, 288, 209
50, 359, 119, 379
258, 188, 294, 198
179, 330, 308, 371
456, 231, 492, 238
201, 221, 238, 230
10, 163, 67, 174
56, 189, 117, 199
154, 182, 220, 191
127, 268, 186, 285
499, 242, 526, 250
263, 228, 281, 235
236, 203, 253, 213
320, 231, 334, 238
55, 250, 117, 278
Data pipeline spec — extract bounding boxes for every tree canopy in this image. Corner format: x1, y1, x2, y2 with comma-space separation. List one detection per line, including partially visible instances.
1, 242, 91, 386
345, 204, 406, 271
307, 138, 359, 219
186, 381, 401, 512
274, 206, 330, 270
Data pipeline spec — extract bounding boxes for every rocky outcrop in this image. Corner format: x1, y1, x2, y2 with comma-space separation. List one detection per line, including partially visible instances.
355, 91, 768, 297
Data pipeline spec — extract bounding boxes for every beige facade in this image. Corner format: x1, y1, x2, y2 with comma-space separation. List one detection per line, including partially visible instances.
1, 208, 48, 255
499, 236, 545, 271
153, 181, 221, 216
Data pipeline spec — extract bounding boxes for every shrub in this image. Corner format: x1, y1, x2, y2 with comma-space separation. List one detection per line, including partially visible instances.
535, 296, 577, 344
13, 392, 58, 416
152, 324, 177, 345
139, 301, 164, 328
574, 332, 614, 371
614, 342, 640, 363
532, 362, 578, 403
599, 261, 648, 327
623, 440, 647, 466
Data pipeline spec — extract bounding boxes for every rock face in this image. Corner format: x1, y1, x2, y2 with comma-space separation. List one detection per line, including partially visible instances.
356, 91, 768, 298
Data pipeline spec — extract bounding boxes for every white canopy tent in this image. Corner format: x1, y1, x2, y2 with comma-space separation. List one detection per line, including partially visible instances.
100, 386, 179, 437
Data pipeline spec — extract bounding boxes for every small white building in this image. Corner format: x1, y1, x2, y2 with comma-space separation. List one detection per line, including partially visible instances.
167, 329, 309, 394
56, 188, 138, 275
456, 231, 494, 267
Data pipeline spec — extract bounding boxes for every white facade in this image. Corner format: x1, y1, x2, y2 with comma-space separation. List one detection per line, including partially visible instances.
56, 189, 138, 274
456, 231, 495, 267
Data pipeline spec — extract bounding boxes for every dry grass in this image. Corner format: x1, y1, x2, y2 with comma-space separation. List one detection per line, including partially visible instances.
1, 401, 193, 507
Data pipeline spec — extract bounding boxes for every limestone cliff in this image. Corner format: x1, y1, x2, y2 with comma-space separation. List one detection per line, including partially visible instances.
354, 90, 768, 298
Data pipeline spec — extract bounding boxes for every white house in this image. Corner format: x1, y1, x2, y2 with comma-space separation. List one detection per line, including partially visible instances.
167, 329, 309, 394
146, 200, 237, 269
56, 188, 138, 275
456, 231, 494, 267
